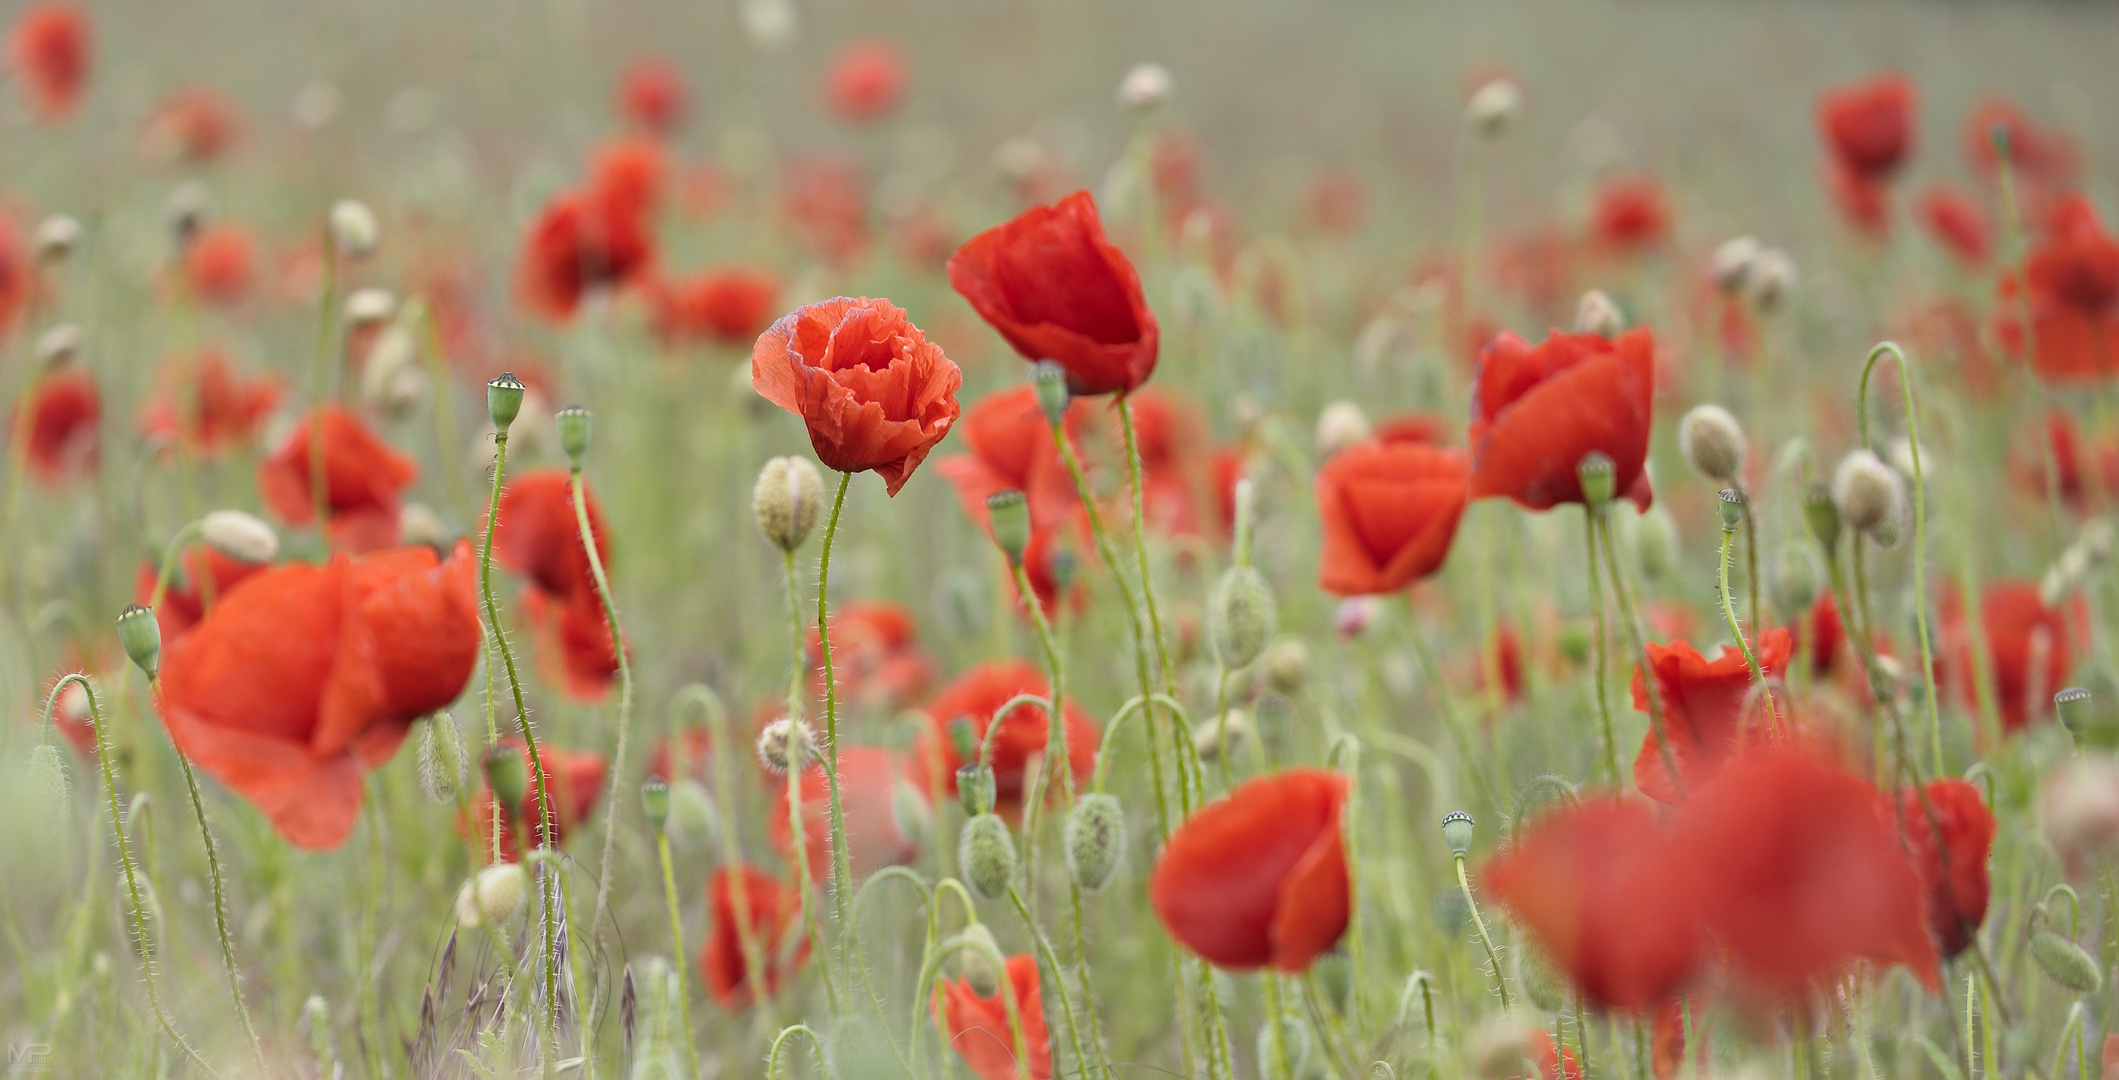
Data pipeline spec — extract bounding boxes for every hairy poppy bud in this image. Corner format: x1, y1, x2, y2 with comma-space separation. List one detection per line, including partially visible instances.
417, 712, 467, 802
1263, 638, 1310, 696
483, 744, 528, 809
28, 741, 68, 820
1576, 452, 1616, 509
1065, 793, 1126, 891
557, 406, 592, 466
1770, 544, 1822, 617
1679, 404, 1746, 482
1710, 236, 1761, 296
1117, 63, 1172, 113
36, 323, 81, 368
201, 508, 279, 564
35, 214, 81, 264
1209, 565, 1277, 670
753, 456, 825, 552
1746, 249, 1797, 314
1803, 481, 1841, 550
2030, 930, 2102, 994
474, 863, 529, 925
956, 762, 996, 816
1465, 78, 1522, 139
1635, 508, 1679, 581
342, 287, 396, 327
640, 777, 671, 830
756, 717, 814, 774
1718, 488, 1747, 532
893, 778, 932, 851
1192, 710, 1251, 762
1573, 289, 1624, 338
487, 372, 526, 434
952, 922, 1004, 996
454, 879, 482, 929
329, 199, 379, 260
2056, 687, 2093, 741
1314, 400, 1371, 459
985, 490, 1030, 565
1515, 946, 1568, 1013
668, 779, 719, 844
959, 813, 1016, 899
1833, 450, 1904, 546
116, 604, 161, 679
1441, 810, 1475, 856
1031, 360, 1070, 426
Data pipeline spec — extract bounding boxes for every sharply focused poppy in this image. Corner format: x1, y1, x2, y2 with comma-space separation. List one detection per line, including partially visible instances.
937, 953, 1054, 1080
823, 39, 907, 123
156, 543, 483, 849
1149, 768, 1349, 971
1630, 628, 1795, 803
256, 406, 418, 553
1589, 176, 1671, 255
1484, 795, 1703, 1011
619, 56, 686, 135
9, 3, 89, 120
701, 863, 810, 1009
132, 545, 269, 643
490, 469, 620, 701
948, 190, 1160, 397
1315, 439, 1470, 596
769, 745, 924, 883
19, 369, 99, 485
1467, 329, 1655, 511
1939, 581, 2080, 733
2003, 195, 2119, 382
137, 350, 284, 456
751, 296, 963, 495
807, 600, 936, 712
182, 223, 256, 307
471, 740, 609, 858
517, 187, 656, 321
1896, 778, 1995, 958
912, 659, 1099, 816
1817, 73, 1915, 182
1917, 185, 1992, 266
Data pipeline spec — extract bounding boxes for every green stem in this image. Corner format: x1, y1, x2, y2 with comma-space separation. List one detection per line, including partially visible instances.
1261, 972, 1296, 1080
1011, 555, 1075, 897
1597, 508, 1681, 800
1717, 520, 1781, 733
1009, 887, 1091, 1080
1583, 506, 1619, 787
815, 472, 855, 944
578, 466, 635, 939
1455, 854, 1512, 1013
764, 1023, 825, 1080
655, 828, 701, 1079
1856, 341, 1944, 777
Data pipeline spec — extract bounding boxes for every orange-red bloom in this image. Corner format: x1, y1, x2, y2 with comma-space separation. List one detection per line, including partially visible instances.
912, 660, 1099, 816
1964, 97, 2080, 193
20, 370, 98, 485
824, 40, 907, 123
648, 267, 778, 347
1630, 629, 1794, 803
808, 600, 936, 712
935, 387, 1092, 613
10, 3, 88, 120
138, 350, 284, 456
590, 136, 667, 219
157, 543, 483, 849
619, 56, 686, 135
949, 190, 1159, 397
183, 223, 255, 307
1940, 581, 2079, 733
751, 296, 962, 495
142, 88, 238, 163
769, 745, 923, 883
2007, 195, 2119, 382
256, 406, 417, 553
937, 954, 1053, 1080
1315, 439, 1470, 596
472, 740, 608, 858
490, 469, 620, 701
1150, 768, 1349, 971
1818, 73, 1915, 182
1590, 177, 1671, 255
133, 546, 268, 644
1897, 778, 1995, 958
0, 212, 26, 331
1917, 185, 1991, 266
1467, 329, 1655, 511
701, 864, 809, 1009
517, 188, 655, 321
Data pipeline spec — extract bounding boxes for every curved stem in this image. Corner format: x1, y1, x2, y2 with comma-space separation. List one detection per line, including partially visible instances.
764, 1023, 825, 1080
1718, 523, 1781, 734
1010, 556, 1074, 899
146, 519, 204, 614
1455, 854, 1511, 1013
1857, 341, 1945, 776
578, 467, 635, 939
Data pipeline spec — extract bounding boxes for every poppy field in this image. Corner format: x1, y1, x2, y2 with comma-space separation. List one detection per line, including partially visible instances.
7, 1, 2119, 1078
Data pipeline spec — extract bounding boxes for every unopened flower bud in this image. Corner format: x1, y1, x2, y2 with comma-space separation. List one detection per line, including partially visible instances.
1045, 542, 1078, 597
473, 863, 529, 924
558, 406, 592, 466
400, 503, 450, 548
483, 744, 528, 809
454, 879, 482, 928
985, 490, 1030, 565
329, 199, 379, 260
342, 287, 396, 327
1710, 236, 1761, 296
1465, 78, 1522, 139
1558, 623, 1592, 665
958, 813, 1016, 899
1441, 810, 1475, 855
416, 712, 467, 802
1515, 946, 1568, 1013
1065, 793, 1125, 891
1335, 597, 1375, 641
1832, 450, 1905, 546
116, 604, 161, 679
1031, 361, 1070, 425
668, 779, 719, 843
1117, 63, 1172, 113
1314, 401, 1371, 459
1576, 452, 1616, 508
2030, 929, 2103, 994
1635, 508, 1679, 581
752, 456, 824, 552
1746, 249, 1796, 313
35, 214, 80, 264
201, 509, 279, 564
1678, 404, 1745, 482
952, 923, 1004, 996
36, 324, 81, 368
892, 778, 932, 850
1209, 566, 1277, 670
1572, 289, 1624, 338
1803, 481, 1841, 550
957, 763, 996, 816
1770, 544, 1822, 617
487, 372, 526, 433
1262, 638, 1310, 695
2056, 687, 2094, 741
1717, 488, 1747, 532
640, 777, 671, 830
1192, 710, 1251, 761
756, 717, 814, 774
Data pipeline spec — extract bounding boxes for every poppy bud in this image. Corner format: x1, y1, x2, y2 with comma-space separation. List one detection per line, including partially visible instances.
35, 214, 81, 264
752, 456, 825, 552
640, 777, 671, 831
1262, 638, 1310, 696
200, 508, 279, 564
2056, 687, 2093, 741
29, 741, 68, 820
342, 287, 396, 327
1832, 450, 1905, 546
1770, 544, 1822, 617
165, 181, 213, 245
984, 490, 1031, 565
1576, 452, 1616, 509
1710, 236, 1761, 296
1635, 508, 1679, 581
893, 777, 932, 851
487, 372, 526, 434
416, 712, 467, 803
483, 744, 528, 809
1745, 249, 1797, 314
1209, 565, 1277, 671
957, 762, 996, 816
1046, 541, 1079, 596
1558, 623, 1593, 665
1031, 360, 1071, 426
1514, 946, 1568, 1013
2030, 929, 2102, 994
329, 199, 379, 260
1803, 481, 1841, 550
1441, 810, 1475, 855
1678, 404, 1746, 483
959, 813, 1016, 899
1465, 78, 1522, 139
1334, 596, 1375, 641
116, 604, 161, 679
1117, 63, 1172, 113
1065, 792, 1126, 891
1314, 401, 1372, 459
1717, 488, 1747, 532
1192, 710, 1251, 762
454, 879, 482, 928
557, 406, 592, 466
1887, 437, 1929, 482
36, 323, 81, 368
1572, 289, 1625, 338
473, 863, 529, 925
952, 923, 1004, 996
668, 779, 719, 844
756, 717, 814, 774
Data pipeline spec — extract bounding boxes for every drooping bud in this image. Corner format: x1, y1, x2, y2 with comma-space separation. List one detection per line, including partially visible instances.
1572, 289, 1624, 338
1802, 481, 1841, 551
952, 923, 1005, 996
1745, 249, 1797, 314
35, 214, 81, 264
482, 744, 528, 809
1769, 544, 1822, 617
342, 287, 396, 327
752, 456, 825, 552
116, 605, 161, 679
201, 509, 279, 564
1117, 63, 1172, 113
2056, 687, 2093, 741
1576, 452, 1616, 508
1262, 638, 1310, 696
487, 372, 526, 434
329, 199, 380, 260
1832, 450, 1905, 546
1314, 401, 1372, 459
2030, 930, 2103, 994
1441, 810, 1475, 856
756, 717, 814, 774
28, 741, 68, 819
416, 712, 468, 803
892, 778, 932, 851
1515, 946, 1568, 1013
454, 879, 482, 928
1209, 566, 1277, 670
1710, 236, 1761, 296
1465, 78, 1523, 139
956, 763, 996, 817
668, 779, 720, 844
473, 863, 529, 924
1717, 488, 1747, 532
958, 813, 1017, 899
557, 406, 592, 466
1065, 793, 1126, 891
640, 777, 671, 831
1635, 508, 1679, 581
1678, 404, 1745, 482
985, 490, 1031, 565
36, 324, 81, 368
1031, 361, 1070, 425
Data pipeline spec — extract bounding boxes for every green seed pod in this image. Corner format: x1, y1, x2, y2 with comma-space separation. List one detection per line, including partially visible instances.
417, 712, 468, 803
1635, 507, 1679, 581
1515, 946, 1568, 1013
1770, 543, 1822, 618
667, 779, 719, 844
952, 923, 1003, 996
752, 456, 824, 552
1802, 480, 1841, 551
1717, 487, 1747, 532
640, 777, 671, 830
957, 763, 996, 817
1576, 452, 1616, 508
557, 405, 592, 465
2029, 929, 2103, 994
985, 490, 1031, 565
1262, 638, 1310, 696
1065, 792, 1126, 891
2056, 686, 2093, 741
959, 813, 1017, 899
1209, 565, 1277, 670
1441, 810, 1475, 856
1031, 360, 1070, 426
487, 372, 526, 433
483, 744, 528, 809
115, 604, 161, 679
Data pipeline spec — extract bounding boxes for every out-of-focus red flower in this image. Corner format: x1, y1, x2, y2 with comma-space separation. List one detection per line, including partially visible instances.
1910, 298, 1998, 394
824, 40, 907, 123
1479, 623, 1527, 704
1483, 795, 1703, 1011
1817, 73, 1915, 182
779, 155, 869, 265
183, 224, 256, 307
701, 864, 810, 1009
2016, 410, 2119, 509
1209, 445, 1246, 538
770, 745, 924, 883
1630, 629, 1794, 803
1492, 225, 1576, 321
138, 350, 283, 456
751, 296, 962, 496
1897, 778, 1994, 958
517, 187, 655, 321
1375, 412, 1450, 446
1120, 388, 1216, 540
936, 386, 1087, 615
648, 267, 778, 347
489, 469, 621, 701
949, 190, 1159, 397
1151, 131, 1204, 213
0, 213, 27, 331
1917, 185, 1992, 266
889, 202, 958, 271
1802, 592, 1847, 677
141, 88, 238, 163
938, 954, 1053, 1080
157, 543, 482, 850
1467, 329, 1655, 511
2002, 195, 2119, 382
256, 406, 417, 553
1940, 581, 2080, 734
132, 546, 268, 644
1667, 745, 1940, 1001
10, 3, 89, 120
1590, 177, 1671, 255
1518, 1029, 1585, 1080
912, 659, 1099, 817
470, 741, 608, 858
807, 600, 936, 711
19, 370, 98, 485
1304, 168, 1368, 235
1151, 768, 1349, 971
619, 56, 686, 135
1964, 97, 2080, 193
590, 136, 667, 219
1827, 164, 1891, 237
1315, 439, 1469, 596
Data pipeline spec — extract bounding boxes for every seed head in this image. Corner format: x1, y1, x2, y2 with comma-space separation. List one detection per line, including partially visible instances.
755, 717, 815, 774
984, 490, 1031, 565
956, 762, 997, 817
1441, 810, 1475, 856
1313, 401, 1371, 459
752, 456, 825, 552
1576, 452, 1616, 508
2055, 687, 2094, 741
1710, 236, 1762, 296
640, 777, 671, 831
1678, 404, 1745, 482
1717, 488, 1747, 532
329, 199, 379, 260
1262, 638, 1310, 695
1832, 450, 1905, 546
1465, 78, 1523, 139
1065, 793, 1126, 891
1031, 360, 1071, 425
1572, 289, 1624, 338
486, 372, 526, 433
116, 605, 161, 679
558, 406, 592, 466
958, 813, 1017, 899
1209, 566, 1277, 670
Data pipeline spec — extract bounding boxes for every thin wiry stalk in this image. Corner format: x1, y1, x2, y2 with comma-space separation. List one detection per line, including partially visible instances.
577, 464, 634, 939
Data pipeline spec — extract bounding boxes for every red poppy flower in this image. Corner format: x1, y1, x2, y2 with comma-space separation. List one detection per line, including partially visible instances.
1375, 412, 1449, 446
2015, 410, 2119, 508
19, 370, 98, 485
779, 156, 869, 265
1467, 329, 1655, 511
1304, 169, 1368, 235
937, 954, 1053, 1080
1590, 177, 1671, 254
157, 543, 483, 850
1817, 73, 1915, 182
1896, 778, 1994, 958
1827, 163, 1891, 237
2004, 195, 2119, 382
769, 745, 924, 883
619, 56, 686, 135
1150, 131, 1203, 211
1315, 439, 1470, 596
824, 40, 907, 123
1483, 795, 1704, 1011
701, 863, 810, 1009
1517, 1029, 1584, 1080
1666, 745, 1940, 1000
912, 659, 1099, 817
1940, 581, 2079, 733
648, 267, 779, 347
138, 350, 284, 456
183, 223, 256, 308
141, 88, 238, 163
1800, 592, 1847, 677
1149, 768, 1349, 971
9, 3, 88, 120
590, 136, 667, 219
256, 406, 417, 553
133, 546, 268, 644
521, 590, 622, 702
807, 600, 936, 712
1917, 185, 1991, 266
1117, 388, 1220, 540
1630, 628, 1794, 803
1478, 623, 1527, 705
751, 296, 963, 495
490, 468, 620, 700
470, 740, 608, 858
517, 188, 655, 321
0, 213, 27, 331
1209, 446, 1246, 539
948, 190, 1159, 397
1964, 97, 2080, 192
